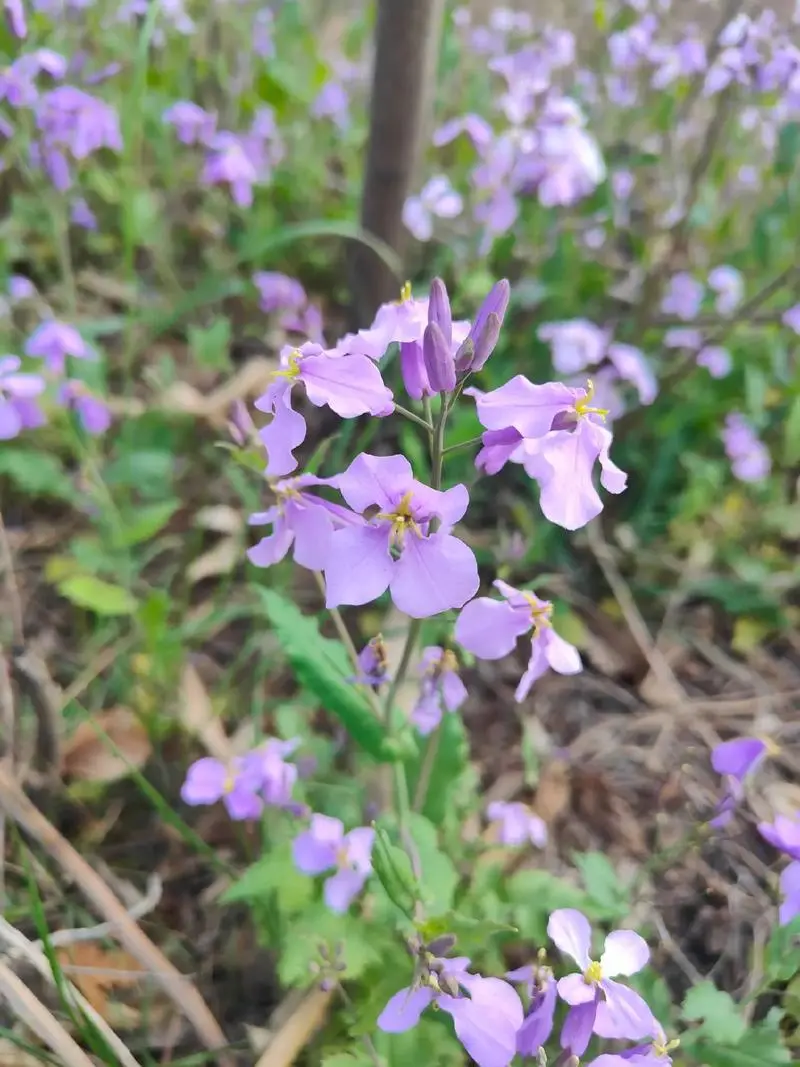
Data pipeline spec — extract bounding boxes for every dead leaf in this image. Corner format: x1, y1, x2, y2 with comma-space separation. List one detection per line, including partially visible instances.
62, 708, 151, 783
195, 505, 243, 534
178, 663, 233, 762
533, 760, 572, 825
186, 536, 241, 584
55, 943, 144, 1017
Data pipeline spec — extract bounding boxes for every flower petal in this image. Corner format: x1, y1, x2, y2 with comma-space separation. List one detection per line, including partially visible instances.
455, 597, 531, 659
284, 498, 334, 570
259, 388, 307, 477
557, 974, 596, 1005
542, 628, 583, 675
324, 525, 393, 608
300, 352, 394, 418
377, 987, 434, 1032
560, 1000, 598, 1056
324, 868, 366, 912
391, 532, 478, 618
334, 452, 413, 512
600, 930, 649, 977
548, 908, 592, 969
476, 376, 576, 437
595, 980, 655, 1040
440, 978, 523, 1067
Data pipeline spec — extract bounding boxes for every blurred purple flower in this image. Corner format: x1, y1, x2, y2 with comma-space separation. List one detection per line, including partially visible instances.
456, 580, 581, 701
5, 0, 26, 37
538, 319, 607, 375
252, 737, 302, 810
202, 132, 260, 206
588, 1022, 679, 1065
664, 328, 701, 350
709, 737, 768, 828
323, 453, 479, 619
311, 80, 350, 129
759, 814, 800, 861
247, 473, 350, 570
707, 265, 743, 315
252, 7, 274, 58
433, 113, 494, 152
721, 413, 771, 483
782, 304, 800, 333
58, 380, 111, 434
36, 86, 122, 159
0, 356, 46, 439
660, 273, 703, 320
70, 197, 97, 230
252, 271, 306, 314
607, 343, 657, 405
25, 320, 93, 373
378, 958, 523, 1067
779, 862, 800, 925
181, 754, 265, 820
8, 275, 36, 302
696, 345, 731, 379
506, 964, 557, 1056
487, 800, 547, 848
403, 175, 463, 241
162, 100, 217, 145
411, 647, 467, 735
351, 635, 390, 687
548, 908, 654, 1056
292, 814, 373, 912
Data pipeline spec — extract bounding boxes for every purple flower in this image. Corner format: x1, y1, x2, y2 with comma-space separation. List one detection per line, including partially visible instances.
664, 328, 702, 350
36, 86, 122, 160
202, 124, 280, 207
721, 413, 771, 483
538, 320, 607, 375
782, 304, 800, 334
588, 1022, 679, 1065
378, 958, 523, 1067
8, 275, 36, 302
351, 636, 390, 687
607, 343, 657, 405
292, 814, 373, 912
403, 175, 463, 241
162, 101, 216, 146
411, 647, 467, 735
487, 800, 547, 848
246, 473, 351, 570
253, 737, 301, 810
696, 345, 731, 379
0, 356, 46, 439
459, 278, 511, 373
433, 113, 495, 152
549, 908, 654, 1056
707, 266, 743, 315
759, 814, 800, 861
311, 80, 350, 129
70, 197, 97, 230
58, 380, 111, 434
779, 862, 800, 925
25, 320, 93, 373
323, 453, 478, 619
506, 964, 557, 1056
253, 271, 306, 314
709, 737, 768, 828
455, 580, 581, 701
181, 754, 266, 820
254, 343, 393, 477
5, 0, 27, 38
475, 378, 627, 529
660, 273, 703, 320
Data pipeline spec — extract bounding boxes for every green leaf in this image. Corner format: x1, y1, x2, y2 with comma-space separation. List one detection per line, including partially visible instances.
784, 395, 800, 466
277, 906, 385, 987
56, 575, 138, 616
406, 712, 469, 826
765, 913, 800, 982
417, 912, 516, 951
776, 121, 800, 177
0, 449, 75, 500
682, 982, 747, 1044
505, 869, 591, 942
573, 851, 629, 918
188, 317, 231, 370
114, 501, 179, 547
321, 1054, 374, 1067
371, 826, 419, 919
256, 588, 391, 761
407, 813, 459, 915
681, 1016, 791, 1067
221, 843, 313, 916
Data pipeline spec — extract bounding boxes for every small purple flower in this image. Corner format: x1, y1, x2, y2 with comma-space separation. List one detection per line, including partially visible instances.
36, 86, 122, 160
255, 343, 394, 477
180, 754, 266, 820
606, 343, 657, 405
253, 271, 306, 314
411, 647, 467, 735
323, 453, 479, 619
759, 813, 800, 861
660, 273, 703, 320
202, 132, 262, 207
5, 0, 27, 37
162, 100, 216, 145
25, 320, 93, 373
403, 175, 464, 242
548, 908, 655, 1056
664, 328, 702, 350
455, 580, 581, 701
311, 80, 350, 129
709, 737, 768, 828
292, 814, 374, 912
70, 197, 97, 230
487, 800, 547, 848
779, 861, 800, 925
378, 958, 523, 1067
351, 635, 390, 687
8, 275, 36, 303
506, 964, 557, 1056
58, 380, 111, 434
721, 413, 771, 483
433, 113, 494, 152
538, 320, 608, 375
253, 737, 302, 811
0, 356, 46, 440
247, 473, 352, 571
782, 304, 800, 334
588, 1022, 679, 1065
707, 266, 743, 315
696, 345, 731, 379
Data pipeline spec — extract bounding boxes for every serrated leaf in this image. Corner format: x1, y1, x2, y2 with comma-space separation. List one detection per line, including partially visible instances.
56, 575, 138, 616
682, 982, 747, 1044
277, 906, 384, 988
256, 588, 391, 761
221, 844, 313, 915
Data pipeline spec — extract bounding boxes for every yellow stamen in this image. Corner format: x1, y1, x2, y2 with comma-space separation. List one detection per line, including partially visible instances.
522, 592, 553, 632
761, 735, 781, 758
584, 960, 603, 984
574, 379, 609, 419
653, 1038, 680, 1057
274, 349, 302, 380
399, 280, 412, 303
377, 491, 422, 544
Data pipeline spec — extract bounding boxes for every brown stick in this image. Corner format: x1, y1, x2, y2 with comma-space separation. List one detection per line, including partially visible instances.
349, 0, 447, 324
0, 766, 233, 1066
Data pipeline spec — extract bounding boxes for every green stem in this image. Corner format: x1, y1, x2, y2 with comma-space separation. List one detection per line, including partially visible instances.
394, 403, 433, 432
443, 434, 483, 456
412, 720, 443, 812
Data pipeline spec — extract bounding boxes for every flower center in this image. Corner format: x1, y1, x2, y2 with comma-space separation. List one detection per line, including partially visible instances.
583, 960, 603, 984
653, 1038, 680, 1057
274, 349, 302, 380
398, 280, 412, 303
573, 379, 609, 420
336, 844, 351, 868
523, 592, 553, 632
378, 491, 422, 547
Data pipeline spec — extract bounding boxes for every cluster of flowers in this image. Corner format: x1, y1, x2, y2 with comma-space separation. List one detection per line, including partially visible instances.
379, 910, 674, 1067
1, 286, 110, 439
710, 736, 799, 925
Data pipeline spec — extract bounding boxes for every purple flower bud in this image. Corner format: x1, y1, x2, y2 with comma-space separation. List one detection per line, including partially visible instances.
458, 280, 510, 372
5, 0, 27, 38
423, 322, 456, 393
428, 278, 452, 347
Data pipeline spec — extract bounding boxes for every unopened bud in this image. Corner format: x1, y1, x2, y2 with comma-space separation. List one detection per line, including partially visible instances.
461, 279, 510, 373
454, 336, 475, 374
470, 311, 502, 371
423, 322, 456, 393
428, 278, 452, 347
400, 340, 428, 400
371, 825, 420, 919
427, 934, 457, 956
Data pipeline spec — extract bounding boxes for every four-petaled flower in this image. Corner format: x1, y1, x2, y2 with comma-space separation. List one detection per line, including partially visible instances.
247, 473, 354, 571
588, 1022, 679, 1065
25, 320, 94, 374
487, 800, 547, 848
292, 814, 374, 913
455, 580, 581, 701
0, 356, 45, 439
506, 964, 557, 1056
180, 738, 300, 819
411, 646, 468, 734
255, 343, 393, 477
709, 736, 770, 828
548, 908, 655, 1056
323, 453, 479, 619
378, 956, 523, 1067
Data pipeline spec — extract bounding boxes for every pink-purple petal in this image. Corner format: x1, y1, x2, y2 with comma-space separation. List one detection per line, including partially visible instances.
600, 930, 650, 977
324, 525, 393, 608
548, 908, 592, 969
391, 533, 479, 618
595, 980, 656, 1040
377, 987, 435, 1033
557, 973, 597, 1005
299, 353, 394, 418
455, 597, 531, 659
334, 452, 413, 512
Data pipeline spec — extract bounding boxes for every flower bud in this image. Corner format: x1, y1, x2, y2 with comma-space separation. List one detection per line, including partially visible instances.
371, 825, 419, 919
427, 277, 452, 347
423, 322, 456, 393
461, 279, 510, 372
454, 336, 475, 374
400, 340, 429, 400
